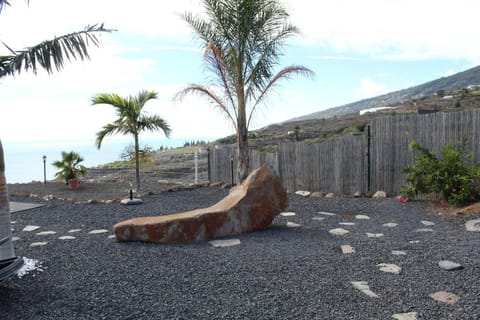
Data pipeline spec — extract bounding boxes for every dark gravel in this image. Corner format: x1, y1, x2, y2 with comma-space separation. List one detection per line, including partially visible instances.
1, 188, 479, 320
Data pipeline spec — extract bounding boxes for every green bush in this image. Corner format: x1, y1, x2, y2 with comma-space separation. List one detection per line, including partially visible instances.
401, 136, 480, 206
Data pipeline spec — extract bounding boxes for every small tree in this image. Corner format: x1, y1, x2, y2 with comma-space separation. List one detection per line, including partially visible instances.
52, 151, 87, 184
91, 90, 171, 191
120, 144, 154, 164
401, 136, 480, 206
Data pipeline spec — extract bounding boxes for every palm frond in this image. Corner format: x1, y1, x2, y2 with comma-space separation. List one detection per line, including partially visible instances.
95, 123, 125, 149
137, 115, 172, 138
0, 0, 10, 13
204, 41, 237, 111
0, 23, 113, 78
247, 65, 314, 128
175, 84, 237, 128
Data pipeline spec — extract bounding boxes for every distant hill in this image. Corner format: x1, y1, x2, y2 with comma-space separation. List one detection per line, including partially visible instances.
289, 65, 480, 121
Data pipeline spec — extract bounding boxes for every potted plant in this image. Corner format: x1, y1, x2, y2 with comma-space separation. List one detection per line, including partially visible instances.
52, 151, 87, 189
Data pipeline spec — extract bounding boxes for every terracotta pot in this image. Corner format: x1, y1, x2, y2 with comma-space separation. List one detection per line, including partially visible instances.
67, 179, 79, 189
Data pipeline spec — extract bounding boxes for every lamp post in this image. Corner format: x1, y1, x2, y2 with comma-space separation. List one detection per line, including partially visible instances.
42, 155, 47, 184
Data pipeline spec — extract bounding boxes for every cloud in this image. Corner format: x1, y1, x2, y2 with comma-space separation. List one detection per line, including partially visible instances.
4, 0, 479, 63
288, 0, 480, 63
308, 55, 362, 61
355, 77, 390, 99
0, 0, 200, 48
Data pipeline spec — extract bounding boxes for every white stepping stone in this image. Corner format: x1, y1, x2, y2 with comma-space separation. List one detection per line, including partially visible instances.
383, 222, 398, 228
339, 222, 355, 226
88, 229, 109, 234
366, 233, 384, 238
280, 212, 296, 217
36, 231, 56, 236
392, 312, 417, 320
12, 236, 21, 242
416, 228, 434, 232
409, 240, 420, 244
355, 215, 370, 220
30, 242, 47, 247
317, 212, 336, 216
377, 263, 402, 274
465, 218, 480, 232
108, 235, 116, 239
10, 221, 16, 224
58, 236, 76, 240
23, 225, 40, 232
295, 190, 311, 197
312, 217, 325, 221
351, 281, 378, 298
438, 260, 463, 271
341, 245, 355, 254
209, 239, 241, 247
68, 229, 82, 233
421, 220, 435, 226
429, 291, 460, 304
286, 222, 301, 228
329, 228, 349, 236
120, 198, 143, 205
391, 250, 407, 256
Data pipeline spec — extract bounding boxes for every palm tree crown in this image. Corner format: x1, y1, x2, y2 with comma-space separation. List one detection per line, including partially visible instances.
91, 90, 171, 191
0, 23, 110, 78
0, 0, 111, 271
178, 0, 314, 182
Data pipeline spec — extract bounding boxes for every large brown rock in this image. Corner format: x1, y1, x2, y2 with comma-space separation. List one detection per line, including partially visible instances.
113, 166, 287, 243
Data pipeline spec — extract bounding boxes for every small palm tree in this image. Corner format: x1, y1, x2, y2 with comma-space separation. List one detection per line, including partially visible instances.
91, 90, 171, 191
52, 151, 87, 185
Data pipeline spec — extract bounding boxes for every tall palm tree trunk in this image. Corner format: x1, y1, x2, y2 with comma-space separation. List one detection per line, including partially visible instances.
0, 140, 14, 260
237, 123, 249, 184
134, 134, 141, 191
236, 87, 249, 183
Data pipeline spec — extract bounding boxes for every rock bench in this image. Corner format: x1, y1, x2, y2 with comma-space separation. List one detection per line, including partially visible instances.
113, 166, 288, 243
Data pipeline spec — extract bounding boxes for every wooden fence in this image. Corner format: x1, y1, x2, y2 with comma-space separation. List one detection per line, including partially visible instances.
209, 108, 480, 195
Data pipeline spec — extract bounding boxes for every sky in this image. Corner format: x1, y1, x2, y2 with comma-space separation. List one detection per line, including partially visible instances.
1, 0, 480, 146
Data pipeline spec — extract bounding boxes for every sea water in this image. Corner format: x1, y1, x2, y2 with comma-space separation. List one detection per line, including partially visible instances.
2, 137, 213, 183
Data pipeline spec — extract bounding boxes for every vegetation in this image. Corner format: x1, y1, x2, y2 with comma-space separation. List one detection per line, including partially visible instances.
0, 0, 111, 262
401, 136, 480, 206
120, 144, 154, 164
183, 140, 208, 147
177, 0, 314, 183
52, 151, 87, 183
91, 90, 171, 191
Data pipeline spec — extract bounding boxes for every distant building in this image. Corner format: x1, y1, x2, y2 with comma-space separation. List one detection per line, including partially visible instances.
359, 106, 395, 115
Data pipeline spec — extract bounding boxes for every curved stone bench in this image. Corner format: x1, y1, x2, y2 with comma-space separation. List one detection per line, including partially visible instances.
114, 166, 288, 243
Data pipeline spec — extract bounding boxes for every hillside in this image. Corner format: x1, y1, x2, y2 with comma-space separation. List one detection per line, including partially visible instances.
91, 65, 480, 185
290, 65, 480, 121
239, 82, 480, 149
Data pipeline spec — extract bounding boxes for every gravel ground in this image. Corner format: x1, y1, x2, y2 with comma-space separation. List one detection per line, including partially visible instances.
6, 180, 182, 202
1, 187, 479, 320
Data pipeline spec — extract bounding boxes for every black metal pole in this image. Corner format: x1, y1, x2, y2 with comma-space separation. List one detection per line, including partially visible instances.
367, 125, 371, 192
43, 155, 47, 184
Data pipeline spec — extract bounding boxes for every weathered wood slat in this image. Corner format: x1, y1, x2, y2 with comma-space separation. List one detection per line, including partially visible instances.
209, 109, 480, 195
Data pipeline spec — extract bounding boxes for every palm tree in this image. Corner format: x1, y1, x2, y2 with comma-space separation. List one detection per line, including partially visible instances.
52, 151, 87, 184
0, 0, 111, 272
91, 90, 171, 191
176, 0, 314, 183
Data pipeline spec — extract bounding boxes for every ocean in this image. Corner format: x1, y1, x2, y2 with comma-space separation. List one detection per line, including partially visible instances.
2, 137, 213, 183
